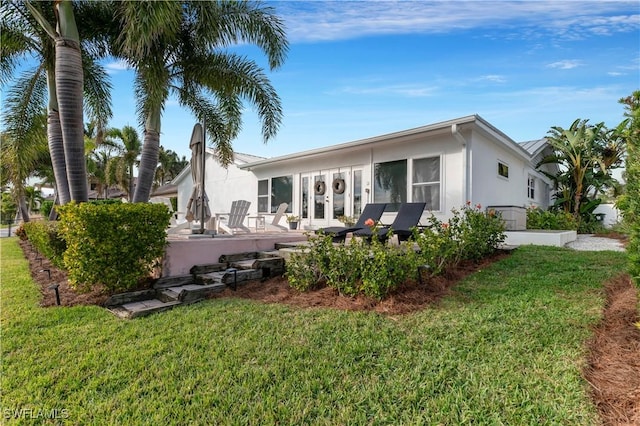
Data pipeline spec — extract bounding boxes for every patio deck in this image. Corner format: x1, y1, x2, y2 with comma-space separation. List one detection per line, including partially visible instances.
163, 231, 308, 277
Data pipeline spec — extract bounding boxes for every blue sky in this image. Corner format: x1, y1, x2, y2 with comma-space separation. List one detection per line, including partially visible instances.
104, 0, 639, 160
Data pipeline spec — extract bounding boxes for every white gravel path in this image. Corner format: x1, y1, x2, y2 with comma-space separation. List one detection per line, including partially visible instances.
564, 234, 626, 252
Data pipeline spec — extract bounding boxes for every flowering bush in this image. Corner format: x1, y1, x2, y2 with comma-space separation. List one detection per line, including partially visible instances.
286, 203, 504, 299
414, 203, 506, 276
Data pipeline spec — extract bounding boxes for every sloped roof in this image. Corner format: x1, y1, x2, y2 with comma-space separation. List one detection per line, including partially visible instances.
239, 114, 533, 169
518, 138, 549, 157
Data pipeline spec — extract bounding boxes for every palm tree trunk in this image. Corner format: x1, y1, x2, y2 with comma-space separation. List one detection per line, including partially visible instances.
55, 1, 87, 202
133, 113, 161, 203
46, 69, 71, 205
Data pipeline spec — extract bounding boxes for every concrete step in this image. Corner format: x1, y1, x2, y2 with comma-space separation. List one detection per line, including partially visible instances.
108, 299, 182, 319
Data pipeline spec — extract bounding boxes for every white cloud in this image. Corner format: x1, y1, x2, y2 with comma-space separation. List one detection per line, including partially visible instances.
104, 60, 131, 74
477, 75, 507, 83
338, 83, 438, 98
276, 1, 639, 43
546, 60, 583, 70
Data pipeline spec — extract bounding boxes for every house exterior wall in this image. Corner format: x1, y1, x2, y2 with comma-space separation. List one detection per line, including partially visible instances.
173, 116, 553, 230
174, 155, 257, 221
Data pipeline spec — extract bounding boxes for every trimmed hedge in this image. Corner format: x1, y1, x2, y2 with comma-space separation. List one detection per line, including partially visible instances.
22, 221, 67, 268
57, 202, 171, 293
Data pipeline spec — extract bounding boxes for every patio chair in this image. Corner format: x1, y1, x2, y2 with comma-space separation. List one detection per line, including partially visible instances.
315, 203, 387, 242
249, 202, 289, 232
266, 202, 289, 232
215, 200, 251, 235
353, 202, 426, 242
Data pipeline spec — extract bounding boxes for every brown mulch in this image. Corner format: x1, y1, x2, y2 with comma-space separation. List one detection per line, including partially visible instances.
584, 273, 640, 426
210, 252, 511, 315
17, 238, 640, 424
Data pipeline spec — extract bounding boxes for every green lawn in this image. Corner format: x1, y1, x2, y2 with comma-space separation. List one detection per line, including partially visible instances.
1, 237, 627, 425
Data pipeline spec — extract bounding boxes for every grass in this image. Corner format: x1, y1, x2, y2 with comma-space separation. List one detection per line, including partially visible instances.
1, 237, 628, 425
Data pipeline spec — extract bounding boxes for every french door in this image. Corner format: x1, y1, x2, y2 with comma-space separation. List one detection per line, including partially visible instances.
300, 167, 364, 229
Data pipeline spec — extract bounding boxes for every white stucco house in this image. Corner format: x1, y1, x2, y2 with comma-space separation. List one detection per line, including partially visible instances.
172, 115, 557, 231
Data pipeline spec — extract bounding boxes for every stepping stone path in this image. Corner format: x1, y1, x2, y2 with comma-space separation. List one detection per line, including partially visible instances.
106, 245, 295, 319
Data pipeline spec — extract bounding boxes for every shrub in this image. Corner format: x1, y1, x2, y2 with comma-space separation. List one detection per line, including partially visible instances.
459, 204, 506, 261
414, 203, 506, 276
285, 232, 419, 300
23, 221, 66, 267
40, 200, 54, 219
526, 207, 578, 230
57, 202, 171, 293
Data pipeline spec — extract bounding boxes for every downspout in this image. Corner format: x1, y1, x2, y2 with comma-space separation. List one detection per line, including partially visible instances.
452, 124, 470, 204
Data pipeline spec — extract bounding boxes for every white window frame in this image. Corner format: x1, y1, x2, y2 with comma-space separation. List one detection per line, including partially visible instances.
497, 160, 509, 180
527, 175, 536, 200
410, 155, 442, 212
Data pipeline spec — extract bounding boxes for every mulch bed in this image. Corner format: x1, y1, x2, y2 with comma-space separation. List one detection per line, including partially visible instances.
584, 273, 640, 425
16, 238, 640, 424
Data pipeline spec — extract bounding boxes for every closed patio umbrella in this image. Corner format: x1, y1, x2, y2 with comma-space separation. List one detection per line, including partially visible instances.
185, 123, 211, 233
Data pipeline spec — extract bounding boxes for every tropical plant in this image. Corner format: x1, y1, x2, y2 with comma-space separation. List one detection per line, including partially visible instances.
617, 91, 640, 283
538, 119, 625, 222
155, 146, 188, 188
104, 126, 142, 202
105, 1, 288, 202
0, 115, 48, 222
2, 0, 112, 205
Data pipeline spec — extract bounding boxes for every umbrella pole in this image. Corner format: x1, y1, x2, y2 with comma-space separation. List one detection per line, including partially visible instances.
200, 118, 206, 234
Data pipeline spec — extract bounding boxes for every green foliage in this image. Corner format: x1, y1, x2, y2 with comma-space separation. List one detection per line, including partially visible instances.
40, 200, 54, 218
414, 204, 506, 276
287, 204, 504, 298
57, 202, 171, 293
527, 206, 578, 230
619, 91, 640, 283
22, 221, 67, 267
286, 232, 419, 300
1, 192, 17, 224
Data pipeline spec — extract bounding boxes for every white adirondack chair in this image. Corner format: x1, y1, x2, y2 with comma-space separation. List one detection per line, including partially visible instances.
265, 202, 289, 232
216, 200, 251, 235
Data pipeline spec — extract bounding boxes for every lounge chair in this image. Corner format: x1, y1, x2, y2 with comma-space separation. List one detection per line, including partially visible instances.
215, 200, 251, 235
316, 203, 387, 242
353, 202, 426, 242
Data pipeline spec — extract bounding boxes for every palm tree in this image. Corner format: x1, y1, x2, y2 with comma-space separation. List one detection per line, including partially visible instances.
105, 126, 142, 201
155, 147, 188, 188
0, 113, 48, 222
108, 1, 288, 202
538, 119, 625, 219
2, 0, 112, 204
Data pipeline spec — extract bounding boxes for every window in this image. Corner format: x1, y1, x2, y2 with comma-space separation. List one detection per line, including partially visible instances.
353, 170, 362, 217
257, 179, 268, 213
527, 175, 536, 199
374, 159, 407, 211
498, 161, 509, 178
412, 157, 440, 211
301, 176, 309, 219
270, 176, 293, 213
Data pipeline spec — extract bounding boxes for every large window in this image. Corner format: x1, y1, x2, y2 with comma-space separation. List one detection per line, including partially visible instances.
374, 159, 407, 211
271, 176, 293, 213
412, 156, 440, 211
258, 176, 293, 213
